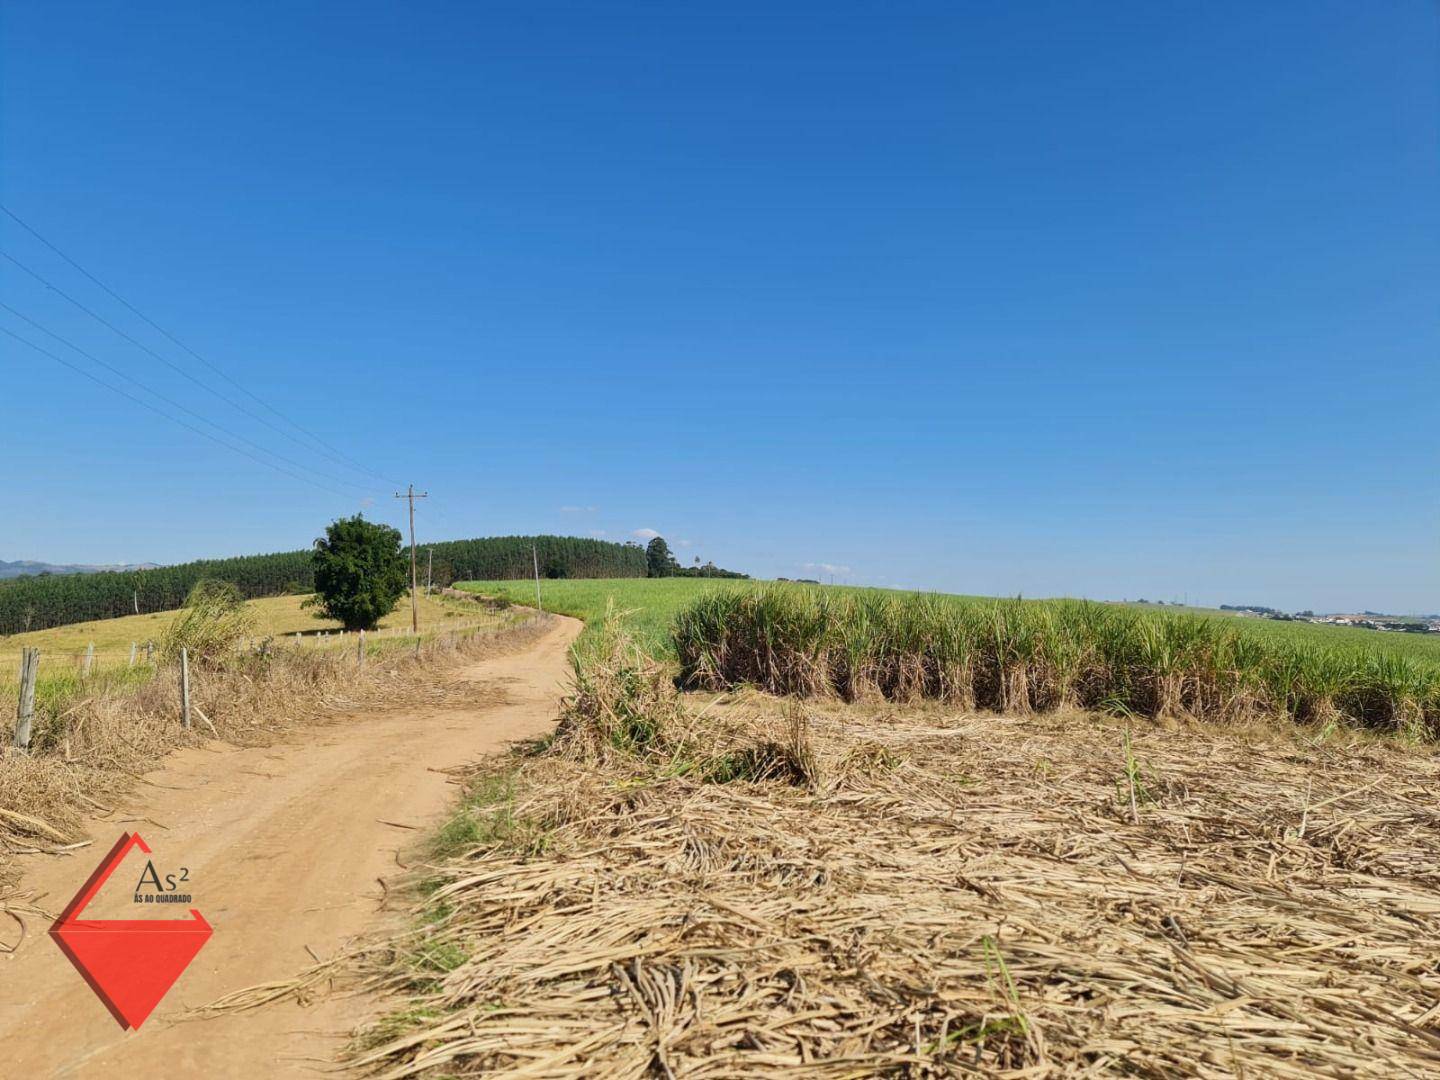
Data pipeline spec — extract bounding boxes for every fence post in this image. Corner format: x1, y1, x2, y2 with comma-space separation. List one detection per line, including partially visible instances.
129, 641, 137, 667
357, 629, 365, 670
83, 642, 95, 677
146, 640, 155, 664
14, 647, 38, 752
180, 647, 192, 730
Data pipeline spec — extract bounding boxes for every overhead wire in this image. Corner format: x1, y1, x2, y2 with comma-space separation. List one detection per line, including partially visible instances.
0, 300, 376, 495
0, 247, 397, 483
1, 203, 396, 484
0, 205, 400, 485
1, 324, 359, 500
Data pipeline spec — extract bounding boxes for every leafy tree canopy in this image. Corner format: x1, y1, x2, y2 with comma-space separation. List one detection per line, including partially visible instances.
646, 537, 678, 578
308, 515, 407, 630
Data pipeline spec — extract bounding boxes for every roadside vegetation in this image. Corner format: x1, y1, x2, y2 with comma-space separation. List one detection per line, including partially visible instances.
0, 590, 487, 695
352, 611, 1440, 1077
0, 588, 541, 889
456, 577, 762, 654
157, 580, 255, 663
0, 516, 566, 889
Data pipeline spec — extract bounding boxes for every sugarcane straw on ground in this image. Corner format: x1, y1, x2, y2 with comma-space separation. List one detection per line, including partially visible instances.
344, 613, 1440, 1078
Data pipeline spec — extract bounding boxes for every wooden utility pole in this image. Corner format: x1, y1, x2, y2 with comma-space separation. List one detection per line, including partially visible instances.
532, 543, 543, 612
394, 484, 428, 633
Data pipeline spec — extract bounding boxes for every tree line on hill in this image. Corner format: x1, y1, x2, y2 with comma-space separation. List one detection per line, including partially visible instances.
0, 532, 649, 635
645, 536, 747, 580
424, 535, 646, 587
0, 550, 316, 634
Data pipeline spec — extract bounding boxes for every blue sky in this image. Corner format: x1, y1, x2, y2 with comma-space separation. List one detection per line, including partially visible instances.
2, 2, 1436, 612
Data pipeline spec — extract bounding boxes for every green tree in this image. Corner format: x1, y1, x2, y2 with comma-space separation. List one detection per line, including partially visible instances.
646, 536, 678, 578
308, 516, 407, 630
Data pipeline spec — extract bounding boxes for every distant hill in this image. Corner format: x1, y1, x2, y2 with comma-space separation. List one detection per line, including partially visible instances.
0, 559, 159, 580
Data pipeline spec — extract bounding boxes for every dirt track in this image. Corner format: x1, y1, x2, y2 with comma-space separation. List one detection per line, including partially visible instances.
0, 615, 582, 1077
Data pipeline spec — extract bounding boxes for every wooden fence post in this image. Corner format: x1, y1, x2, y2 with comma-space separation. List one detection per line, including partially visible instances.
14, 647, 38, 752
357, 629, 365, 670
180, 647, 192, 730
146, 640, 155, 664
83, 642, 95, 677
129, 641, 137, 667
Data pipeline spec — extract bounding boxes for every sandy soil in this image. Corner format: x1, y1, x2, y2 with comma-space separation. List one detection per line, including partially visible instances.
0, 614, 581, 1078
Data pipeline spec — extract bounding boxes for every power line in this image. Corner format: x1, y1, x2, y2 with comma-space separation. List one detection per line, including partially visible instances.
1, 324, 359, 500
0, 248, 387, 486
0, 206, 398, 485
1, 203, 394, 483
0, 300, 375, 494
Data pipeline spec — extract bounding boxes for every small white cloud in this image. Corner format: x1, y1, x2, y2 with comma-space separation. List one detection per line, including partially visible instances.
359, 496, 375, 509
676, 539, 693, 548
801, 562, 851, 577
632, 527, 661, 540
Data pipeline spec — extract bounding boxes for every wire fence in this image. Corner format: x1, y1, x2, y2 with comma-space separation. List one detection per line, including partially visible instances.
2, 617, 518, 685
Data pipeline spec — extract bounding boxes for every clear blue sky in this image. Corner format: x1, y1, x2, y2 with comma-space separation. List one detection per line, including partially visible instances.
2, 2, 1436, 613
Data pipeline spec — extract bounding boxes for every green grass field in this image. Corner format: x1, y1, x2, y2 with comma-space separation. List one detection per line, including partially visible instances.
460, 578, 1440, 665
457, 578, 761, 654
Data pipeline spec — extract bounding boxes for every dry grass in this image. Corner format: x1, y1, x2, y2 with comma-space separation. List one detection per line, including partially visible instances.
344, 647, 1440, 1077
0, 590, 485, 679
0, 605, 551, 892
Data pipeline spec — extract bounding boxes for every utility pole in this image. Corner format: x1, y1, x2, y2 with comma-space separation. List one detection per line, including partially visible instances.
532, 543, 543, 612
394, 484, 428, 633
426, 548, 433, 594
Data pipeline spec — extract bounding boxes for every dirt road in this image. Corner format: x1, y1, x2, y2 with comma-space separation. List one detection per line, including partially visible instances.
0, 615, 581, 1078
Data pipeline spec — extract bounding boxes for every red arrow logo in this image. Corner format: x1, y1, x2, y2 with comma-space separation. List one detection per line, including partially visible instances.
50, 832, 213, 1029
